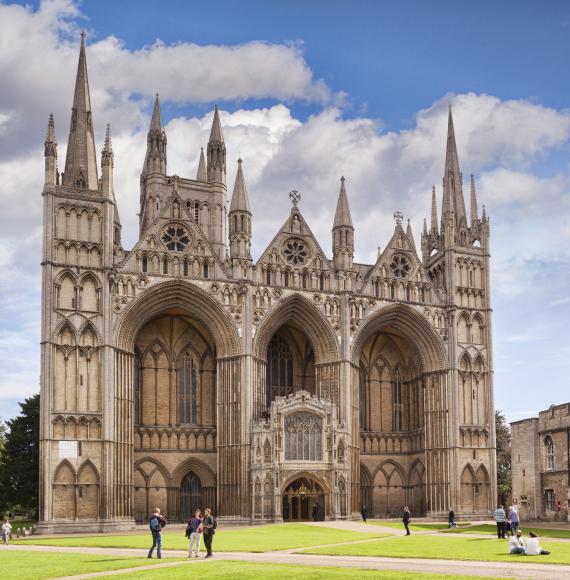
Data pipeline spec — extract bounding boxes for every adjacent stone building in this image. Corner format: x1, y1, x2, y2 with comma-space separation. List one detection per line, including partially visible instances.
38, 36, 496, 532
511, 403, 570, 521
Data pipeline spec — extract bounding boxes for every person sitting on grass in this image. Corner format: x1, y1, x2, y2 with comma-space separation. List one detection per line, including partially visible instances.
525, 531, 550, 555
508, 529, 525, 554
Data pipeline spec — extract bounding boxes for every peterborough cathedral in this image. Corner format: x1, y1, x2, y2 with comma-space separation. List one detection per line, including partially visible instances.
39, 36, 496, 532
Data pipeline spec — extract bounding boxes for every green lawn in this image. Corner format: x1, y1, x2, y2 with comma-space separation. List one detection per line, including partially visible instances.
305, 534, 570, 565
0, 551, 178, 580
368, 521, 471, 532
442, 523, 570, 539
16, 523, 390, 552
91, 560, 502, 580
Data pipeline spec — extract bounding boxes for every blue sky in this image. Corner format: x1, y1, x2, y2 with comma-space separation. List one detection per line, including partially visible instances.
0, 0, 569, 423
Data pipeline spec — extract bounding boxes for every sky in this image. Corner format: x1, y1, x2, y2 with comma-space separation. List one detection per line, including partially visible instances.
0, 0, 569, 423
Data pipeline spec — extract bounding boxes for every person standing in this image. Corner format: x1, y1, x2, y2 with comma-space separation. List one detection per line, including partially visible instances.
361, 505, 368, 522
202, 507, 216, 558
1, 519, 12, 545
508, 506, 520, 536
402, 506, 411, 536
494, 504, 507, 539
147, 508, 166, 559
186, 509, 203, 558
448, 508, 455, 528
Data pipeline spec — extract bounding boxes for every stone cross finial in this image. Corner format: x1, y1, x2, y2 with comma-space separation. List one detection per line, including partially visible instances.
289, 190, 301, 207
393, 211, 403, 225
172, 174, 180, 193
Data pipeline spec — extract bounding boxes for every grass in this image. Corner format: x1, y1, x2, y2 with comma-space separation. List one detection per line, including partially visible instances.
368, 521, 471, 532
90, 560, 502, 580
442, 523, 570, 539
0, 550, 180, 580
305, 534, 570, 565
16, 523, 390, 552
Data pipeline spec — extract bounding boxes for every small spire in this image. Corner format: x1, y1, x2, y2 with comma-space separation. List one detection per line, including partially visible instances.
196, 147, 207, 181
406, 218, 416, 248
470, 173, 479, 223
101, 123, 113, 167
333, 175, 353, 229
482, 204, 487, 221
423, 218, 428, 235
44, 114, 57, 157
229, 157, 251, 213
207, 105, 226, 183
209, 105, 224, 143
430, 185, 438, 235
150, 94, 163, 132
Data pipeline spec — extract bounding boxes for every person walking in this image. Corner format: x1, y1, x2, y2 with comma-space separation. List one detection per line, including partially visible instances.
147, 508, 166, 559
494, 504, 507, 539
402, 506, 411, 536
508, 506, 520, 536
202, 507, 216, 558
1, 519, 12, 545
448, 508, 455, 528
361, 505, 368, 522
186, 509, 203, 558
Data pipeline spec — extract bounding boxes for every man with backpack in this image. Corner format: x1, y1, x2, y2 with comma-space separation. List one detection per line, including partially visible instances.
147, 508, 166, 559
201, 507, 217, 558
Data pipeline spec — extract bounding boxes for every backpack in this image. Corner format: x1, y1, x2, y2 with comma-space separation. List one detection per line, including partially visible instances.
212, 516, 218, 530
150, 515, 161, 532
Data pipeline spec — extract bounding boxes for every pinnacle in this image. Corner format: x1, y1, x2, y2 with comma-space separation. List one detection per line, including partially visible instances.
333, 175, 353, 229
46, 114, 56, 143
196, 147, 207, 181
103, 123, 112, 152
150, 94, 163, 132
209, 105, 224, 143
229, 157, 251, 213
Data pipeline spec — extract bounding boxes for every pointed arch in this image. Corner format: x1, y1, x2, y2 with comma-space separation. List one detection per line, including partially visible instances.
79, 320, 100, 346
53, 459, 76, 484
254, 293, 339, 363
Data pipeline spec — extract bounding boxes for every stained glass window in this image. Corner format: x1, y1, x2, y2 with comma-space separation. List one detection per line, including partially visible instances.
284, 412, 322, 461
179, 352, 197, 424
162, 226, 190, 252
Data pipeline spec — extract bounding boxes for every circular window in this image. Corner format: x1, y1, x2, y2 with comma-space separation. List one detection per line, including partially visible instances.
390, 254, 411, 278
161, 226, 190, 252
284, 239, 309, 266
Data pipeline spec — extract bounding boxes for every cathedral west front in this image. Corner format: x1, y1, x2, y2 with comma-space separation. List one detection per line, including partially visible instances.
39, 36, 496, 532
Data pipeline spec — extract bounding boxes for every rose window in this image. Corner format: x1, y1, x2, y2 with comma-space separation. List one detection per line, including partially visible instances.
284, 239, 308, 266
390, 254, 411, 278
161, 226, 190, 251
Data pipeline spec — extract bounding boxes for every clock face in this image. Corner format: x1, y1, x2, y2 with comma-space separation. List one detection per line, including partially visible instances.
161, 226, 191, 252
390, 254, 411, 278
283, 238, 309, 266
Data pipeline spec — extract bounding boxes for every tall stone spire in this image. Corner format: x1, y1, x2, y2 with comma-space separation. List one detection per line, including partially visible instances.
332, 176, 354, 272
406, 219, 416, 250
228, 158, 252, 261
470, 173, 479, 225
207, 106, 226, 184
101, 123, 114, 196
441, 105, 467, 229
63, 33, 98, 190
44, 114, 57, 186
196, 147, 207, 181
430, 185, 438, 235
143, 94, 167, 175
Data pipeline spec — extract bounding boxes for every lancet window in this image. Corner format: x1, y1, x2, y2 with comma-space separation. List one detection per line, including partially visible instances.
267, 336, 294, 403
284, 412, 322, 461
392, 368, 403, 431
179, 352, 197, 424
545, 436, 555, 470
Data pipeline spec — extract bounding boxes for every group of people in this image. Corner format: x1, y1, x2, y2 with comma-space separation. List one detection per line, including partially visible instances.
493, 504, 520, 538
147, 507, 217, 560
494, 504, 550, 556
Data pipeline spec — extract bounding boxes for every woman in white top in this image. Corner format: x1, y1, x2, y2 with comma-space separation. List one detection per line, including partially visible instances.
525, 531, 550, 555
1, 520, 12, 545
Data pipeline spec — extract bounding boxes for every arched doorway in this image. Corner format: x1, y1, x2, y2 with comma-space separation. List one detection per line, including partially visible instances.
282, 477, 324, 521
180, 471, 203, 520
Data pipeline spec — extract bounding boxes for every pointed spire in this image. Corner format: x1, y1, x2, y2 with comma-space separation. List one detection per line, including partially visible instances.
44, 114, 57, 157
406, 219, 416, 249
63, 32, 98, 189
101, 124, 114, 196
470, 173, 479, 224
150, 93, 163, 131
482, 204, 487, 221
441, 104, 467, 228
423, 218, 428, 235
430, 184, 438, 235
196, 147, 207, 181
333, 176, 353, 229
102, 123, 113, 163
207, 105, 226, 183
229, 158, 251, 213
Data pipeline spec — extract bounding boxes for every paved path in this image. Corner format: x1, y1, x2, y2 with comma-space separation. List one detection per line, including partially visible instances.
7, 543, 570, 579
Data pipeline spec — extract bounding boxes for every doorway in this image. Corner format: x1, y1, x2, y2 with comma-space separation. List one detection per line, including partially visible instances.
282, 477, 324, 521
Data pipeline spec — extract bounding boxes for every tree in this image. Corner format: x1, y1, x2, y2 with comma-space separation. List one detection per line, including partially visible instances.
495, 409, 512, 506
0, 394, 40, 514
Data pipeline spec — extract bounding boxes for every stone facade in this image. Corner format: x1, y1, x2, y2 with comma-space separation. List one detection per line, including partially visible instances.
38, 37, 496, 532
511, 403, 570, 521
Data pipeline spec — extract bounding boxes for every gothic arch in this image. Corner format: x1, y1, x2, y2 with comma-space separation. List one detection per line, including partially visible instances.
254, 293, 339, 363
375, 459, 408, 486
77, 459, 100, 484
280, 470, 331, 494
351, 303, 446, 371
134, 456, 172, 484
116, 280, 240, 358
78, 320, 101, 345
171, 458, 216, 488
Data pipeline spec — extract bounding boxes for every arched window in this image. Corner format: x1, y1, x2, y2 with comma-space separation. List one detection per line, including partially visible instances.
406, 286, 411, 301
302, 271, 308, 289
284, 412, 322, 461
266, 269, 271, 286
203, 262, 209, 278
359, 366, 367, 430
194, 203, 200, 223
319, 272, 325, 290
142, 255, 148, 273
545, 436, 555, 470
392, 368, 403, 431
267, 336, 293, 403
374, 280, 379, 298
134, 356, 142, 426
420, 287, 425, 303
179, 352, 197, 424
180, 471, 203, 521
183, 259, 189, 276
390, 283, 396, 300
240, 215, 245, 232
284, 271, 289, 287
162, 256, 168, 274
